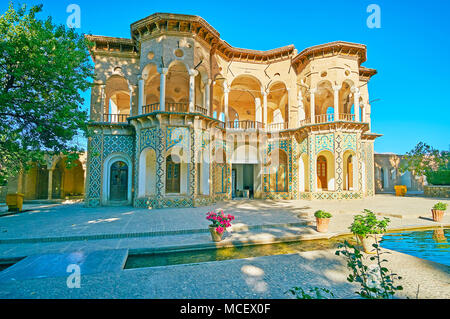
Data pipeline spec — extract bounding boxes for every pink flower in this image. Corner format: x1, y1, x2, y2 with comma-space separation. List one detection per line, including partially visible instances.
216, 226, 224, 234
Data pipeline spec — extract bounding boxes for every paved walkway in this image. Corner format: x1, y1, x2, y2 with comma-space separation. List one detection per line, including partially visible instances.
0, 195, 449, 299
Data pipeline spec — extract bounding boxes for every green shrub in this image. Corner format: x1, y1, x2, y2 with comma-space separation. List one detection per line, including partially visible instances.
350, 209, 390, 237
432, 202, 448, 211
425, 170, 450, 185
314, 210, 332, 219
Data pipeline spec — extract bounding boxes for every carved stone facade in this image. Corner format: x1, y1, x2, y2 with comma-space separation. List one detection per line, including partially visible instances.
84, 13, 380, 208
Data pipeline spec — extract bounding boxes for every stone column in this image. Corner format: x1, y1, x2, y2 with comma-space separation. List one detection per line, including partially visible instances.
310, 88, 317, 124
286, 88, 291, 128
100, 84, 106, 121
333, 84, 341, 122
205, 78, 211, 116
298, 91, 305, 126
138, 76, 145, 115
255, 98, 262, 125
352, 87, 360, 122
223, 81, 229, 124
159, 68, 168, 112
263, 91, 268, 126
48, 169, 54, 200
189, 69, 198, 113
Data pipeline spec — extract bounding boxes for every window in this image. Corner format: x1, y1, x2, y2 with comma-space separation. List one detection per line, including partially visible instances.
166, 155, 180, 193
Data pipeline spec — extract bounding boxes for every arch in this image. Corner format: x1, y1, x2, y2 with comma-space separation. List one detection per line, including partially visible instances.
214, 148, 227, 194
316, 150, 335, 191
166, 60, 189, 111
267, 81, 288, 125
102, 153, 132, 204
138, 148, 156, 197
343, 150, 357, 191
314, 80, 334, 117
299, 153, 309, 192
143, 63, 160, 107
228, 75, 263, 123
268, 149, 288, 192
105, 75, 131, 116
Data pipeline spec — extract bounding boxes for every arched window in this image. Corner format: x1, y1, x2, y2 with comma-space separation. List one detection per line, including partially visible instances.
269, 150, 288, 192
326, 106, 334, 122
166, 155, 180, 193
110, 161, 128, 200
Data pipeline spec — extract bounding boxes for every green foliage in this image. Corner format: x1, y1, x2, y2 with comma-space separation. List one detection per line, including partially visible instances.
335, 241, 403, 299
285, 287, 335, 299
0, 2, 93, 184
425, 170, 450, 186
432, 202, 448, 211
400, 142, 450, 177
349, 209, 390, 237
314, 210, 332, 219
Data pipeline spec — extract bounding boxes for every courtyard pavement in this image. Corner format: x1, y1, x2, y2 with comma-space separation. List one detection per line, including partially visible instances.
0, 194, 448, 298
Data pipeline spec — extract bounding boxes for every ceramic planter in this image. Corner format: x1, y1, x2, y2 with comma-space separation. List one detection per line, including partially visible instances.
357, 233, 384, 254
394, 185, 407, 196
6, 193, 24, 212
316, 217, 331, 233
431, 209, 445, 222
209, 225, 225, 242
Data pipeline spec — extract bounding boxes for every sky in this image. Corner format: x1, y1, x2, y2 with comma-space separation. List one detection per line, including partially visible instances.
2, 0, 449, 154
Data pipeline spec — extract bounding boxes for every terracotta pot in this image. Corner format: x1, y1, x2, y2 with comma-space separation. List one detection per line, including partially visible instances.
316, 217, 331, 233
357, 234, 384, 254
209, 226, 225, 242
431, 209, 445, 222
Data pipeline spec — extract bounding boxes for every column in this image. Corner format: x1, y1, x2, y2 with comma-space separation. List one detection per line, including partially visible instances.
310, 88, 317, 124
138, 76, 145, 115
263, 90, 268, 126
298, 90, 305, 126
128, 85, 135, 116
286, 88, 291, 128
255, 97, 262, 125
48, 169, 54, 200
205, 78, 211, 116
361, 104, 365, 122
100, 84, 106, 121
223, 81, 229, 124
352, 87, 360, 122
159, 68, 168, 112
189, 69, 198, 113
333, 84, 341, 122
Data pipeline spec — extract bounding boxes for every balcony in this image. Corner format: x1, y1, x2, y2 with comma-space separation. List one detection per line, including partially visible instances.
266, 122, 288, 132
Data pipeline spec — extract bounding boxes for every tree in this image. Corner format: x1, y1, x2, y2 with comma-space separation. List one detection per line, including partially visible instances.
399, 142, 449, 177
0, 2, 93, 185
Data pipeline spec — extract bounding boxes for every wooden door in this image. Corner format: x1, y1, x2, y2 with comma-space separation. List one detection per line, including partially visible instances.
110, 161, 128, 201
347, 155, 353, 190
317, 156, 328, 190
166, 156, 180, 193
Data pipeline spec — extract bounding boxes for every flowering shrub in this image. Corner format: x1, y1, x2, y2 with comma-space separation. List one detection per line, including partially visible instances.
206, 210, 235, 234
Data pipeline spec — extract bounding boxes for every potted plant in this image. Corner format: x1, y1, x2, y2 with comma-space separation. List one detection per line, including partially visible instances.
314, 210, 332, 233
431, 202, 447, 222
6, 193, 24, 212
394, 185, 407, 196
350, 209, 390, 254
206, 210, 235, 242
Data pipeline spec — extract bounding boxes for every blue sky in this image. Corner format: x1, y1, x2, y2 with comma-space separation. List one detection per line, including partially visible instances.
2, 0, 449, 154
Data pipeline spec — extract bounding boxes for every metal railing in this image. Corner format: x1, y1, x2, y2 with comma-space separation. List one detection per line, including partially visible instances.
103, 113, 129, 123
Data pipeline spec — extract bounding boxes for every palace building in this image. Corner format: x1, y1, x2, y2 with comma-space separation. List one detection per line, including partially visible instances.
84, 12, 380, 208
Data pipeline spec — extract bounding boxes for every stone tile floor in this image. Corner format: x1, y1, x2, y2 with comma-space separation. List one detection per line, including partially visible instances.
0, 194, 448, 299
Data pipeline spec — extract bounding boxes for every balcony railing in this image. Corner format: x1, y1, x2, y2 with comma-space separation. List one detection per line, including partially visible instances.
194, 105, 208, 115
103, 113, 129, 123
166, 102, 188, 112
143, 103, 160, 114
266, 122, 288, 132
226, 120, 263, 130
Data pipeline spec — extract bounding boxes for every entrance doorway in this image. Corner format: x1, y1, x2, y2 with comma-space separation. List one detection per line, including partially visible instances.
231, 164, 254, 199
110, 161, 128, 201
